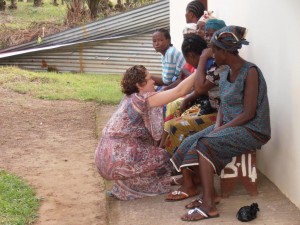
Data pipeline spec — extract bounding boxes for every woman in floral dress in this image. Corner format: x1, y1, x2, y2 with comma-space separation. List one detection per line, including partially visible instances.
95, 65, 196, 200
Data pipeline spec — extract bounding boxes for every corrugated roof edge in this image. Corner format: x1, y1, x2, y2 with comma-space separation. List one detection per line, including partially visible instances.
0, 0, 169, 54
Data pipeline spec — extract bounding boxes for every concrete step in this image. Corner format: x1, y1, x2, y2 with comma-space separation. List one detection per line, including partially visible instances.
105, 172, 300, 225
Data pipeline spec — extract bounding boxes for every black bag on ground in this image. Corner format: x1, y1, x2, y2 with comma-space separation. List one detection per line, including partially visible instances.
236, 203, 260, 222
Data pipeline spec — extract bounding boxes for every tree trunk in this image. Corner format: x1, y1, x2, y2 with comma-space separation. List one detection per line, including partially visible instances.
53, 0, 58, 6
9, 0, 17, 9
33, 0, 42, 7
115, 0, 124, 11
0, 0, 6, 11
65, 0, 90, 26
86, 0, 102, 19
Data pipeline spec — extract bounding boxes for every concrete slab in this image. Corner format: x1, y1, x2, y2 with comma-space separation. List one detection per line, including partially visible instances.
105, 173, 300, 225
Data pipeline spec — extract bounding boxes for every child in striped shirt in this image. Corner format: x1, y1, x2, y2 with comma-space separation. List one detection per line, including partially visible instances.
152, 28, 186, 90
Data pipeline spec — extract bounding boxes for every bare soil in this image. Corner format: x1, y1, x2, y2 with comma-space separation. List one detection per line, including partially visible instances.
0, 87, 115, 225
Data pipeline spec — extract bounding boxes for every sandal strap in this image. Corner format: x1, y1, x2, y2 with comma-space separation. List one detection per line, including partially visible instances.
171, 191, 188, 197
188, 208, 208, 218
172, 177, 180, 185
196, 198, 203, 204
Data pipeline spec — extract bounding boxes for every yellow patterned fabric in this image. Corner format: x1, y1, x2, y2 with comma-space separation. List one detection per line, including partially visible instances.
164, 98, 184, 122
164, 112, 217, 156
164, 104, 200, 132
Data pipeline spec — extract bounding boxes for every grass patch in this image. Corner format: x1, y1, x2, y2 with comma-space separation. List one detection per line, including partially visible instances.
0, 66, 123, 105
0, 169, 39, 225
2, 0, 67, 29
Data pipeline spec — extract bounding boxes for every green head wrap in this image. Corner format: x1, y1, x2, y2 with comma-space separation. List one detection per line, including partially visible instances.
205, 19, 226, 31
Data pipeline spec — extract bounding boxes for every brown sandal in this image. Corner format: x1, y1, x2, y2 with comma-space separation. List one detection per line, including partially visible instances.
165, 191, 198, 202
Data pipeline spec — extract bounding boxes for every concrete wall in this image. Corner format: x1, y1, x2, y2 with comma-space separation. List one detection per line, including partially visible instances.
170, 0, 300, 208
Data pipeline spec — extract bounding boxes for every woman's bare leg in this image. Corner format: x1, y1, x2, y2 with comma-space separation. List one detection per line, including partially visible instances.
181, 154, 219, 221
165, 167, 199, 200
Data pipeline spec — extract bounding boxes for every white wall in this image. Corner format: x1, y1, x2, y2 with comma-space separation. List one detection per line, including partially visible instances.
170, 0, 300, 208
169, 0, 191, 50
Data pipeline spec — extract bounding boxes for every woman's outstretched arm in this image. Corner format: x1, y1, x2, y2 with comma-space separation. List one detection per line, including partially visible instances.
148, 72, 195, 107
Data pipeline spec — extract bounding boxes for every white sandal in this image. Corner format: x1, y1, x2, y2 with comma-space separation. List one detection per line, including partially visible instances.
171, 177, 181, 185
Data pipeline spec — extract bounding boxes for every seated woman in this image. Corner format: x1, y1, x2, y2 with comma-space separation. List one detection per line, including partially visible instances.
163, 12, 217, 124
94, 65, 197, 200
176, 26, 271, 221
163, 19, 226, 155
164, 19, 227, 201
163, 19, 226, 157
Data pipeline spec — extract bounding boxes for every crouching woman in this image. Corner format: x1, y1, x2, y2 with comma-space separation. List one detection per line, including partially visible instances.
95, 65, 195, 200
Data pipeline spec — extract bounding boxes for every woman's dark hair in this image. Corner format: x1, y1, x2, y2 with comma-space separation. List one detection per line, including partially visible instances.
154, 28, 173, 46
121, 65, 147, 95
186, 0, 205, 20
181, 34, 207, 58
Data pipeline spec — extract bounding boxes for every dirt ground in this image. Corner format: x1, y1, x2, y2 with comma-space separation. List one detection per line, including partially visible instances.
0, 87, 115, 225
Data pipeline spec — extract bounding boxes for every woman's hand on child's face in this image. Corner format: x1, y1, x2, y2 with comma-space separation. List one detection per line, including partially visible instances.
201, 48, 213, 58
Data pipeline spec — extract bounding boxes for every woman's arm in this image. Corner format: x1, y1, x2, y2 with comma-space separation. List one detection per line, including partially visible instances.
214, 106, 223, 129
213, 67, 259, 133
162, 68, 192, 91
148, 72, 195, 107
162, 75, 184, 91
179, 91, 199, 113
194, 48, 216, 95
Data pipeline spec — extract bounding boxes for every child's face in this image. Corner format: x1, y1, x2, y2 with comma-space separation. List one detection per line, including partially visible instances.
205, 28, 216, 46
196, 21, 206, 38
152, 32, 170, 54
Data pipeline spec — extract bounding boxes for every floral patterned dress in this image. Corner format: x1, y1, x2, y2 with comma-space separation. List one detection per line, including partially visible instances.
94, 92, 172, 200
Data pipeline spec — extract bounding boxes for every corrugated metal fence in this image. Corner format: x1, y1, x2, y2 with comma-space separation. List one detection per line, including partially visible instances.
0, 34, 162, 75
0, 0, 170, 75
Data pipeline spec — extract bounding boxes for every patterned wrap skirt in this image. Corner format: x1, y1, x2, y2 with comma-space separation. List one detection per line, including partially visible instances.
170, 125, 269, 175
164, 112, 217, 155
